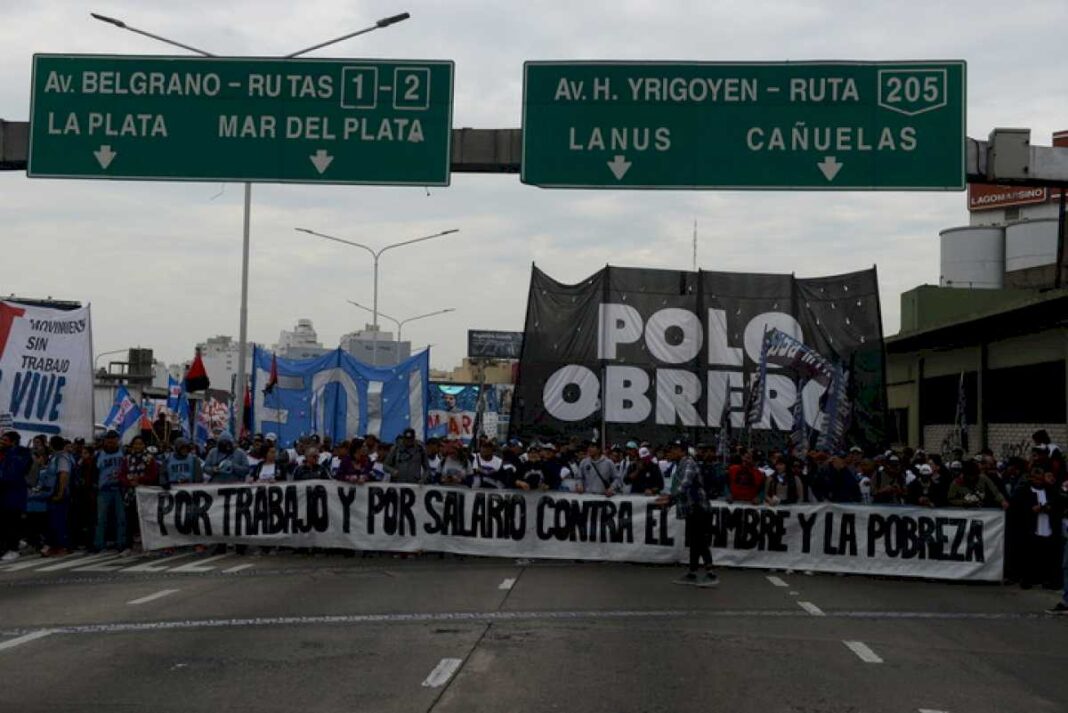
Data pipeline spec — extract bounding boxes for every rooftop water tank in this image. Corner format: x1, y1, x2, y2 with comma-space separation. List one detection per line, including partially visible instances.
939, 226, 1005, 288
1005, 218, 1059, 272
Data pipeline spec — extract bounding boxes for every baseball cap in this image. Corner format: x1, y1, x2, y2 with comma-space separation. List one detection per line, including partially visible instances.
638, 447, 652, 459
402, 428, 416, 438
625, 440, 639, 450
669, 438, 690, 450
916, 464, 933, 475
104, 429, 121, 439
265, 432, 278, 442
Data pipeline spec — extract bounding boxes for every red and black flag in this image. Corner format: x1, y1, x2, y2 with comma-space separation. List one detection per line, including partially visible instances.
242, 384, 253, 437
184, 348, 210, 393
263, 352, 279, 395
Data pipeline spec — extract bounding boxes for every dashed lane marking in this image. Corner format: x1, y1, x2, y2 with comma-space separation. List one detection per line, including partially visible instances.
797, 601, 826, 616
222, 563, 255, 574
843, 640, 884, 663
422, 657, 463, 688
498, 577, 516, 590
765, 575, 788, 588
127, 589, 180, 605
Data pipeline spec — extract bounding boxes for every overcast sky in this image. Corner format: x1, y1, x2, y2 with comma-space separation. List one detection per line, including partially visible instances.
2, 0, 1067, 371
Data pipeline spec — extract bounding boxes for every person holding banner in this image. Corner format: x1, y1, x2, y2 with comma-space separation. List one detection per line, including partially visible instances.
656, 439, 718, 589
577, 443, 621, 496
203, 433, 250, 484
119, 436, 159, 555
164, 439, 202, 487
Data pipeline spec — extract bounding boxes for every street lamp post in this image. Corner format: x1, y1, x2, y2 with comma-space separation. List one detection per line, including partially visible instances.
346, 300, 454, 346
296, 227, 458, 364
94, 347, 129, 374
90, 10, 411, 437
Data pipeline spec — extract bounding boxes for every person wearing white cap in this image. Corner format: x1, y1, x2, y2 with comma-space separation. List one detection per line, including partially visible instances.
626, 447, 664, 495
905, 463, 946, 508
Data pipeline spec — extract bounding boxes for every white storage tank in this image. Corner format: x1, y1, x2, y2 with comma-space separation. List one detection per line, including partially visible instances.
1005, 218, 1059, 272
939, 226, 1005, 288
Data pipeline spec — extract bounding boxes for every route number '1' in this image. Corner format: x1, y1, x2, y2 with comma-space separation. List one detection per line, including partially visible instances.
877, 68, 948, 116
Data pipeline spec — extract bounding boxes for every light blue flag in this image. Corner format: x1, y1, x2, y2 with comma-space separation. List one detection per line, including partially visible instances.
251, 346, 430, 447
175, 388, 191, 438
103, 385, 143, 442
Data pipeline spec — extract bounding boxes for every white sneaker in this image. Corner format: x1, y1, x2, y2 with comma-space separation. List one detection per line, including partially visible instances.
1, 551, 19, 562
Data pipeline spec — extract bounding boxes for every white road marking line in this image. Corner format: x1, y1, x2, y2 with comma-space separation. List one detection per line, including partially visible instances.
36, 553, 117, 572
1, 554, 73, 571
222, 564, 254, 574
72, 556, 131, 572
168, 555, 232, 573
121, 554, 199, 572
127, 589, 180, 605
0, 629, 54, 651
789, 590, 800, 596
0, 607, 1055, 641
797, 601, 825, 616
765, 575, 788, 588
422, 657, 463, 688
918, 709, 950, 713
498, 577, 516, 590
843, 640, 884, 663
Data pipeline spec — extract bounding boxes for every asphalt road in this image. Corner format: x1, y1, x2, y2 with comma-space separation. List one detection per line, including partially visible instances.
0, 550, 1064, 713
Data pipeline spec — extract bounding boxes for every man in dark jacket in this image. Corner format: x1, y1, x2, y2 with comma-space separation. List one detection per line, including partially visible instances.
1, 431, 33, 561
1010, 467, 1063, 590
383, 428, 430, 484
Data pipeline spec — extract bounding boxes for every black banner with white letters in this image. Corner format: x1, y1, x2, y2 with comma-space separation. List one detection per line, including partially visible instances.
511, 265, 886, 447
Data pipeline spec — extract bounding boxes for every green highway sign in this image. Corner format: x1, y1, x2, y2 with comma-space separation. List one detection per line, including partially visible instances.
521, 61, 966, 190
28, 54, 454, 185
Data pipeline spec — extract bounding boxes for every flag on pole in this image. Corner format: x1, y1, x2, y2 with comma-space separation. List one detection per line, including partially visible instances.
716, 387, 732, 462
176, 389, 191, 437
790, 379, 809, 456
103, 385, 143, 442
263, 352, 279, 395
184, 347, 210, 393
166, 376, 182, 411
744, 328, 771, 427
955, 371, 969, 454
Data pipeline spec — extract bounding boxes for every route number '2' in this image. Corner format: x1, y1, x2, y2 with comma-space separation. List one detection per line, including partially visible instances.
877, 69, 948, 117
349, 73, 419, 101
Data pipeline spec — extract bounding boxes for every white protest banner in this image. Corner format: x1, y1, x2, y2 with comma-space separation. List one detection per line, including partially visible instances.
137, 483, 1005, 581
0, 301, 93, 440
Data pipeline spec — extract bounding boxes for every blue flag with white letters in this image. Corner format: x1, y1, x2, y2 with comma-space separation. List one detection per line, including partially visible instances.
251, 346, 429, 447
103, 385, 143, 442
167, 376, 182, 411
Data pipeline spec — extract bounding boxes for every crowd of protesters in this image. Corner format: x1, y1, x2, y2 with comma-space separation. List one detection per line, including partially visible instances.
1, 422, 1065, 609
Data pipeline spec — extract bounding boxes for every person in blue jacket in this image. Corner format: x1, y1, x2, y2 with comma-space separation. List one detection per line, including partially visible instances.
0, 431, 32, 562
164, 438, 202, 487
36, 435, 73, 556
93, 429, 127, 553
